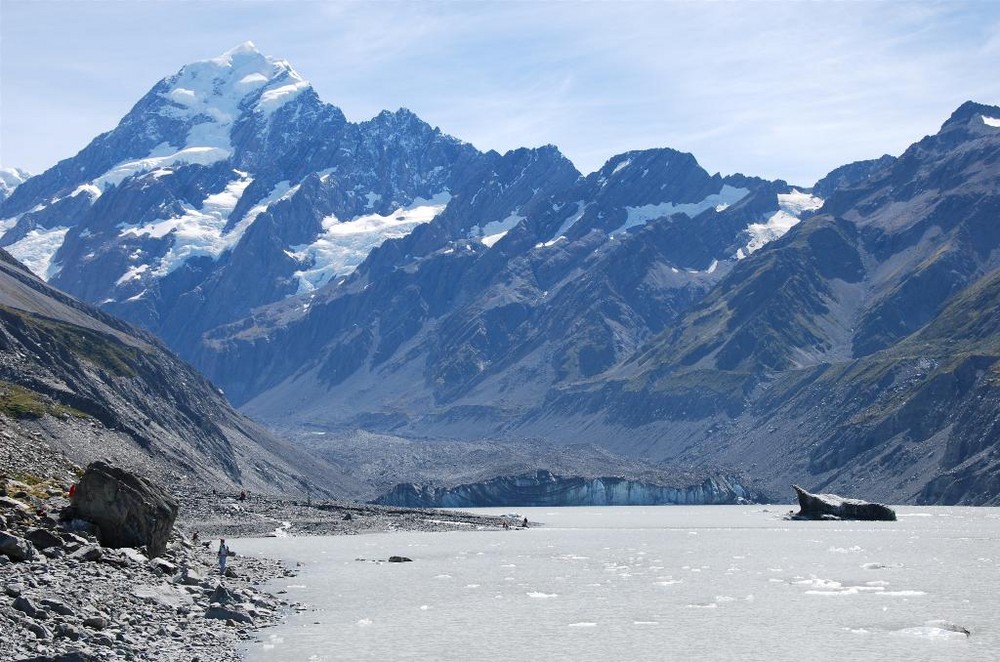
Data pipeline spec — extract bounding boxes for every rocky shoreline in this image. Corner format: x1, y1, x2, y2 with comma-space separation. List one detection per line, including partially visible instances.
1, 475, 509, 662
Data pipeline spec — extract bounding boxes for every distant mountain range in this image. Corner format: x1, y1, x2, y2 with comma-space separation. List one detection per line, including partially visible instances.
2, 43, 998, 505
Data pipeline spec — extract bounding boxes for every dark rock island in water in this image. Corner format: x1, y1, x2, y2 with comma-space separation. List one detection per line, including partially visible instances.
790, 485, 897, 521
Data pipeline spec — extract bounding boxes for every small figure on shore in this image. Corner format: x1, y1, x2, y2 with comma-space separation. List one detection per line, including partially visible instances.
522, 517, 528, 528
218, 539, 229, 575
192, 530, 199, 544
68, 483, 77, 498
239, 490, 246, 502
502, 519, 509, 530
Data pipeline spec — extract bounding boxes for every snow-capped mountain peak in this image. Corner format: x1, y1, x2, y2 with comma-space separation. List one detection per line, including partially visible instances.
134, 43, 311, 174
76, 44, 314, 192
166, 40, 307, 119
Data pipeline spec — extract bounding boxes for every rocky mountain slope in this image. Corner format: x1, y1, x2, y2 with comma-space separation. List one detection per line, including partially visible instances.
536, 102, 1000, 505
3, 44, 998, 506
0, 43, 809, 410
0, 247, 358, 497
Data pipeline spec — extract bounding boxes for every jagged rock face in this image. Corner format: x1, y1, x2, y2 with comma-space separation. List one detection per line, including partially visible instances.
0, 44, 808, 420
207, 145, 804, 417
0, 247, 360, 497
561, 102, 1000, 506
811, 154, 896, 199
68, 461, 179, 557
374, 470, 759, 508
0, 43, 484, 360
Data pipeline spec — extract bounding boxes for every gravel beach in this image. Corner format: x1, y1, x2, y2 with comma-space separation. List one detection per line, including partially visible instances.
1, 476, 508, 662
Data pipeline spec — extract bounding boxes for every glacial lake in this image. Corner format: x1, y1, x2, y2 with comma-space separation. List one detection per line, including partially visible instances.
238, 505, 1000, 661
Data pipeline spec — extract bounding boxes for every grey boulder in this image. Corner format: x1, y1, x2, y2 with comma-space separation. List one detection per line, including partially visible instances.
0, 530, 36, 561
66, 461, 178, 558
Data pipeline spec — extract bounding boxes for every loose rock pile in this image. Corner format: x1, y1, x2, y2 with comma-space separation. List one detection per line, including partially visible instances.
1, 461, 516, 661
0, 473, 301, 661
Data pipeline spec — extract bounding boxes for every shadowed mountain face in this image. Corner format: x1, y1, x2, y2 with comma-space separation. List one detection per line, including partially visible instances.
543, 102, 1000, 505
3, 44, 999, 505
0, 248, 358, 496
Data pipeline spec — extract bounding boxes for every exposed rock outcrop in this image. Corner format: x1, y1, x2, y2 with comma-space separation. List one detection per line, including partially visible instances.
789, 484, 896, 521
66, 461, 178, 557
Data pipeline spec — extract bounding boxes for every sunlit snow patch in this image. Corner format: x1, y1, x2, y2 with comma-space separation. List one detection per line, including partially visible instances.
6, 227, 69, 279
472, 212, 525, 248
737, 189, 823, 259
614, 185, 749, 235
290, 192, 450, 293
94, 146, 231, 190
983, 116, 1000, 128
257, 80, 311, 116
120, 174, 254, 277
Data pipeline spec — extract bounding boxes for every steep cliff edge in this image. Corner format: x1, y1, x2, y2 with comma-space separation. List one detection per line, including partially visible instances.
374, 470, 762, 507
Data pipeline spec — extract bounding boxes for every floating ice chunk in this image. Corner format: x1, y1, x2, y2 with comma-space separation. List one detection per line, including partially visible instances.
357, 619, 372, 626
893, 620, 969, 639
861, 562, 902, 570
568, 622, 597, 628
527, 592, 558, 599
828, 545, 863, 554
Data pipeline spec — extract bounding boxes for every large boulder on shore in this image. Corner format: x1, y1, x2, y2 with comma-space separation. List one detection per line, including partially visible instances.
68, 461, 178, 557
0, 530, 36, 561
790, 485, 896, 521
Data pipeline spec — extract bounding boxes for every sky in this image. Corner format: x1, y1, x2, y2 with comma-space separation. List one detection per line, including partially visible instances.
1, 0, 999, 186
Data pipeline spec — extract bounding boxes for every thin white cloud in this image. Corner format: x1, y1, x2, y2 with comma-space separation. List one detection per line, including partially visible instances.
1, 0, 999, 186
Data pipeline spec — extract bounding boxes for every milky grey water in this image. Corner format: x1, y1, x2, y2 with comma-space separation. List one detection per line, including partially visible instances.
237, 506, 1000, 661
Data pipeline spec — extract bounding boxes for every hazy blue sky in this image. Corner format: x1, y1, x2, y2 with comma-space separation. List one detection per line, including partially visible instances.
2, 0, 999, 185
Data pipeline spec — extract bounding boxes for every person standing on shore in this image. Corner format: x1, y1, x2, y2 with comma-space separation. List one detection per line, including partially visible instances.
218, 539, 229, 575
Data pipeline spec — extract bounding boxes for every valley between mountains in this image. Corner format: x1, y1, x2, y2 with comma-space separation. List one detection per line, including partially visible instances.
2, 43, 1000, 505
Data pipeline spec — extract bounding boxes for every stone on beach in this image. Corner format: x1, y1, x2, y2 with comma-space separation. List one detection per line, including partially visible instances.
67, 461, 179, 558
0, 530, 37, 561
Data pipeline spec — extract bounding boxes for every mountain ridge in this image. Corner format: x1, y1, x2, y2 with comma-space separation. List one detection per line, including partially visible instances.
3, 44, 999, 504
